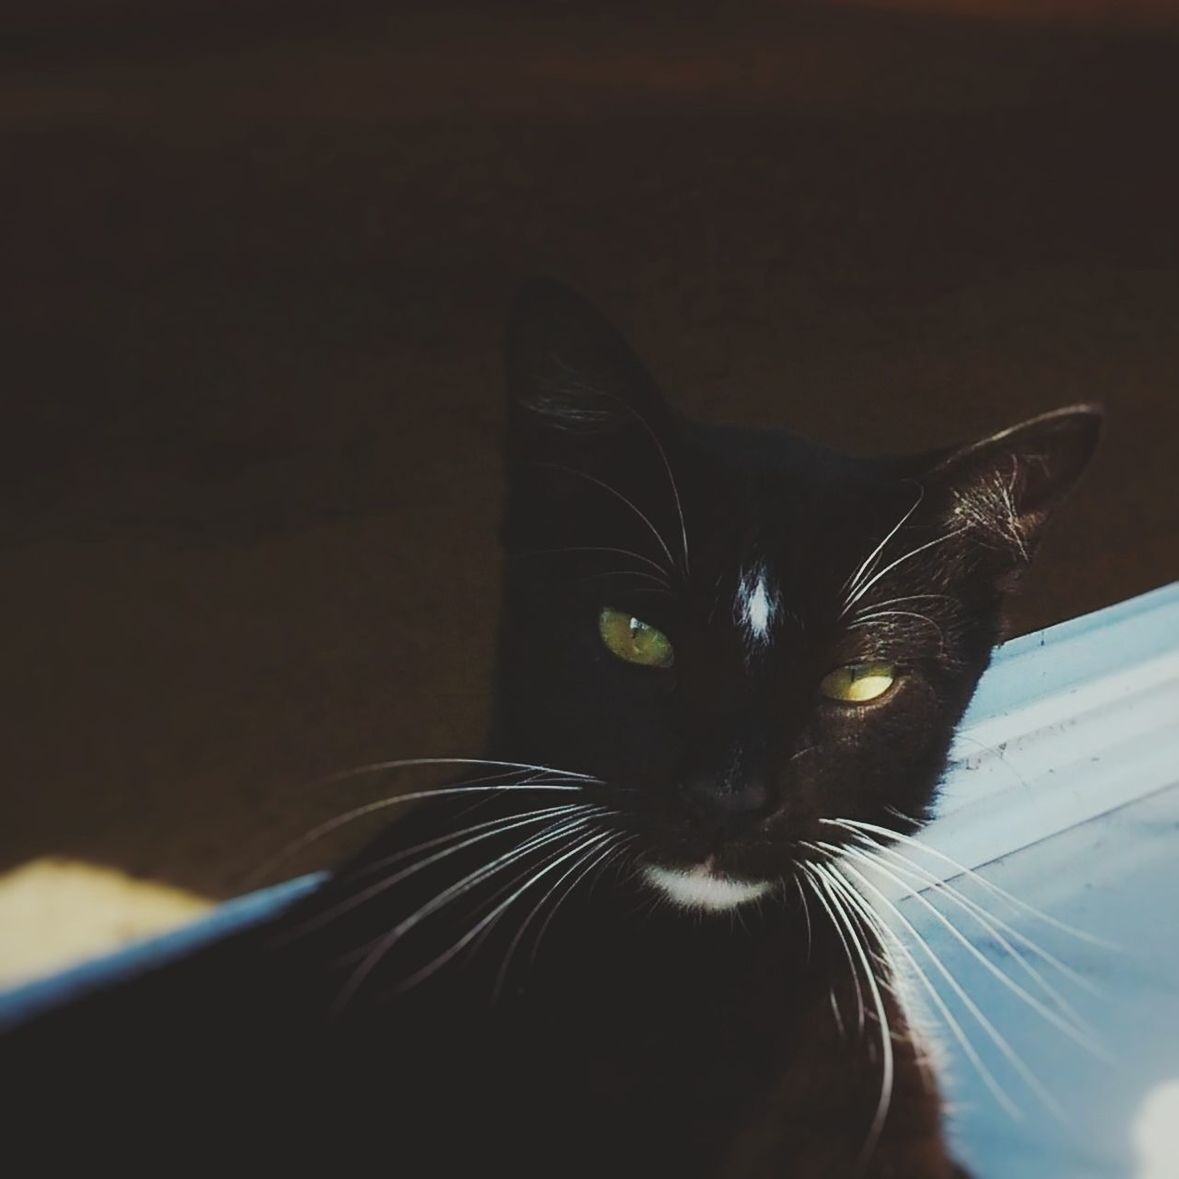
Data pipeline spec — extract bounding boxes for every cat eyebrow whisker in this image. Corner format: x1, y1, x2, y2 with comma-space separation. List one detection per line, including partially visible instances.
567, 384, 692, 578
842, 527, 968, 616
515, 544, 675, 583
845, 609, 949, 655
576, 569, 674, 593
639, 413, 691, 578
849, 592, 957, 614
537, 462, 683, 581
331, 810, 611, 1014
842, 485, 925, 602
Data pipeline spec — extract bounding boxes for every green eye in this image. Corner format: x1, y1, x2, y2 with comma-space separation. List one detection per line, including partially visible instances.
598, 607, 674, 669
819, 661, 897, 703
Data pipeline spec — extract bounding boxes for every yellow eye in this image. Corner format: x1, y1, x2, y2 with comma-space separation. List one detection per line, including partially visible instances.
820, 661, 897, 703
598, 607, 674, 668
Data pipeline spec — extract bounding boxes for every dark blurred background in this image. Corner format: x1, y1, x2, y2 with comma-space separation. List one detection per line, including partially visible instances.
4, 0, 1178, 897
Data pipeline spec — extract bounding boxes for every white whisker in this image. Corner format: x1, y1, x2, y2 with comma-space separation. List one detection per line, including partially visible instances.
331, 810, 609, 1013
397, 828, 618, 995
516, 545, 674, 582
494, 831, 627, 999
792, 874, 814, 960
817, 841, 1109, 1063
842, 485, 924, 600
799, 865, 864, 1032
846, 610, 949, 653
277, 803, 600, 945
834, 825, 1100, 1009
253, 780, 593, 885
538, 462, 680, 577
323, 756, 603, 787
833, 816, 1112, 947
578, 569, 673, 592
575, 386, 691, 577
807, 862, 895, 1165
530, 834, 635, 972
843, 527, 967, 614
815, 853, 1022, 1120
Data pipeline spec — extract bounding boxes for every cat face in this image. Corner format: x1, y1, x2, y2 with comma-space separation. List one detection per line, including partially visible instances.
494, 280, 1100, 913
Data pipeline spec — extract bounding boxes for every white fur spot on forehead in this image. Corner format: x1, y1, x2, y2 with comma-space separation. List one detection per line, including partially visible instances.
735, 564, 780, 647
642, 863, 771, 912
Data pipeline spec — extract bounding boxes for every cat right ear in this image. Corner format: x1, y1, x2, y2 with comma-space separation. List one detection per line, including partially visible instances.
504, 279, 673, 451
926, 403, 1104, 572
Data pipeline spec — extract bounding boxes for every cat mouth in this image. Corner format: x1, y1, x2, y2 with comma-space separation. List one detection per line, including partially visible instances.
640, 857, 773, 912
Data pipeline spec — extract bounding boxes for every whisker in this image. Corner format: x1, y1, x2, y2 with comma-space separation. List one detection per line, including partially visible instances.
493, 831, 628, 1000
250, 780, 594, 886
537, 462, 680, 577
849, 592, 956, 615
828, 988, 846, 1039
628, 406, 691, 577
274, 803, 600, 945
562, 383, 691, 577
824, 851, 1060, 1118
833, 816, 1112, 947
843, 526, 967, 615
529, 834, 635, 973
812, 852, 1022, 1120
792, 875, 814, 961
322, 757, 604, 788
576, 569, 673, 592
807, 863, 895, 1165
816, 841, 1109, 1063
834, 825, 1100, 1007
798, 865, 864, 1031
395, 828, 618, 996
331, 810, 608, 1013
339, 795, 557, 884
846, 610, 948, 654
514, 545, 674, 582
842, 485, 925, 600
943, 733, 1033, 792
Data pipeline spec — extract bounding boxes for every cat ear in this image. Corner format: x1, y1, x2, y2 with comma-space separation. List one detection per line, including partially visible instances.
926, 404, 1103, 568
504, 278, 672, 446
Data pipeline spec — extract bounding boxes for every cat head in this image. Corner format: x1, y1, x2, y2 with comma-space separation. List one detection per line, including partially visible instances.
494, 279, 1101, 913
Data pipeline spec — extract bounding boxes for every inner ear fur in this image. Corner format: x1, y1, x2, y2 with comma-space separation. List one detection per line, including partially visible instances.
926, 404, 1104, 565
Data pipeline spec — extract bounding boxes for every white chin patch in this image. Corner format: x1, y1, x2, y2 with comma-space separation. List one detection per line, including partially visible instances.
642, 862, 771, 912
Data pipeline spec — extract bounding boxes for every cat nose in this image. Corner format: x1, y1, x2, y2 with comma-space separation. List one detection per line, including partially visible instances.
678, 770, 773, 822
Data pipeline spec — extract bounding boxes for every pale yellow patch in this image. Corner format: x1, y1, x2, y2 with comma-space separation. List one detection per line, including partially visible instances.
0, 857, 212, 989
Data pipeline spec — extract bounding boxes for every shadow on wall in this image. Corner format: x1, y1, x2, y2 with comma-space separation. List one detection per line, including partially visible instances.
3, 0, 1177, 902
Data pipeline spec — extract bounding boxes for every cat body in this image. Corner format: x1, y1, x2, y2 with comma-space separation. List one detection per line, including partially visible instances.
4, 281, 1099, 1178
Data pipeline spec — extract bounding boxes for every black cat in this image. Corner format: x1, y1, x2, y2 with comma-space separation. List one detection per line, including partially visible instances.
5, 280, 1100, 1177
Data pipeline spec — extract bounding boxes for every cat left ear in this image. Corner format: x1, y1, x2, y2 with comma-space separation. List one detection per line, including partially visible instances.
504, 278, 673, 448
926, 404, 1103, 566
